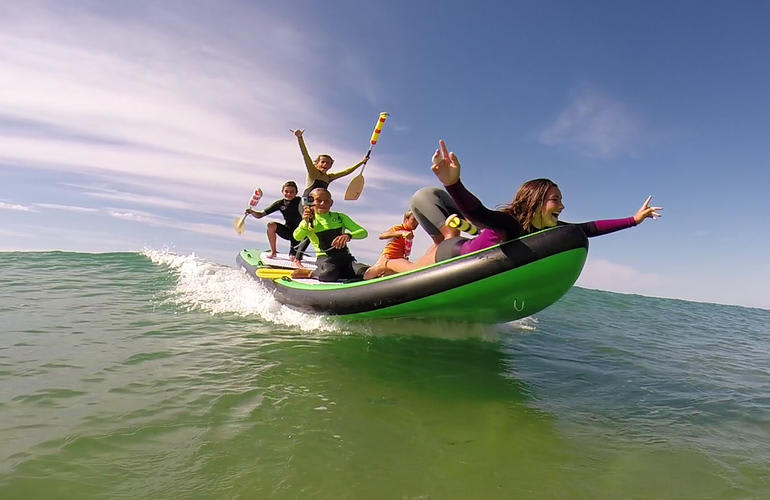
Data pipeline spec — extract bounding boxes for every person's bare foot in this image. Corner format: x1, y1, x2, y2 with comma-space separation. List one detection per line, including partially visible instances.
268, 251, 277, 258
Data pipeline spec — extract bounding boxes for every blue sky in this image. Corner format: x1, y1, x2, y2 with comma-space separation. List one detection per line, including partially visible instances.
1, 0, 768, 309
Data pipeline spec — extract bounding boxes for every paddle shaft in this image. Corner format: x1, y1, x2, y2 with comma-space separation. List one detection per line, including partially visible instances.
344, 113, 388, 201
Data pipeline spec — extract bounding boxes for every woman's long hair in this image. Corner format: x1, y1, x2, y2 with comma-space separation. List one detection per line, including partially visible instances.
498, 178, 558, 232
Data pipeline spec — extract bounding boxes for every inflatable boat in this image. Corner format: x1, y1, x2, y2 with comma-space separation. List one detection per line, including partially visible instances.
236, 224, 588, 323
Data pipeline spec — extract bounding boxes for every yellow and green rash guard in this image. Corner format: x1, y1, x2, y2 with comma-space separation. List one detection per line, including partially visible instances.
298, 136, 365, 193
292, 211, 368, 257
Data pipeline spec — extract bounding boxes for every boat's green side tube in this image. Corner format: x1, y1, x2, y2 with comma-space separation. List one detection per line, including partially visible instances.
349, 248, 585, 322
237, 224, 588, 323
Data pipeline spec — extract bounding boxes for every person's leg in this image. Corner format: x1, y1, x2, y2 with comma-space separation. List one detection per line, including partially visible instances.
363, 256, 390, 280
409, 187, 458, 244
274, 224, 295, 258
311, 256, 341, 282
288, 237, 300, 262
364, 231, 453, 279
440, 225, 460, 240
382, 258, 418, 274
351, 261, 370, 280
294, 195, 312, 263
290, 268, 313, 278
294, 238, 311, 263
379, 225, 459, 275
433, 236, 467, 263
266, 222, 278, 257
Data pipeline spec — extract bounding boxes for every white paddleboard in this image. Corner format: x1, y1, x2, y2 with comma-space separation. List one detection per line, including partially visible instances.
260, 252, 316, 270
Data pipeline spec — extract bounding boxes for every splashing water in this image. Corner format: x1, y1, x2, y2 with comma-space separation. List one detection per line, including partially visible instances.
141, 249, 539, 341
142, 249, 342, 334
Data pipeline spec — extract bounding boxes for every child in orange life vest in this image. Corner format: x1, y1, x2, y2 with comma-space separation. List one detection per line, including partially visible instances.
363, 210, 419, 280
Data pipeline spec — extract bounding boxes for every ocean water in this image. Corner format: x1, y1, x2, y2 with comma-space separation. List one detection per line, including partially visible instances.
1, 250, 768, 499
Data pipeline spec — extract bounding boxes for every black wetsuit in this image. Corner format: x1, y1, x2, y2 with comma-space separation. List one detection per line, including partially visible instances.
262, 197, 302, 256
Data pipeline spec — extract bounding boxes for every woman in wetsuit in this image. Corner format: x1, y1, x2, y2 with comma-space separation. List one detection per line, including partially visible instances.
365, 139, 662, 278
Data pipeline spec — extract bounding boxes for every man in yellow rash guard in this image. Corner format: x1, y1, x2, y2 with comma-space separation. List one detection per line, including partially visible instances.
291, 188, 369, 282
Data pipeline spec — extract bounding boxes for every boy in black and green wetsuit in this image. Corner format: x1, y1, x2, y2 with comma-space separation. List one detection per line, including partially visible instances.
291, 188, 369, 282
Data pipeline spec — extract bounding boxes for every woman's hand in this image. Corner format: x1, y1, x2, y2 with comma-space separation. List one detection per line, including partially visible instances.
431, 139, 461, 186
634, 196, 662, 224
331, 234, 351, 249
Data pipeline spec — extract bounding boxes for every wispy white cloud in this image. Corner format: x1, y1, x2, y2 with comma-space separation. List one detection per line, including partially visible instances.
107, 209, 167, 225
34, 203, 99, 213
0, 201, 37, 212
577, 257, 665, 294
539, 88, 643, 159
103, 207, 262, 243
0, 1, 424, 251
0, 2, 433, 271
83, 186, 199, 212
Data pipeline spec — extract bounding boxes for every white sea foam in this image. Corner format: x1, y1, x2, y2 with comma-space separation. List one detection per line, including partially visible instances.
142, 248, 539, 339
142, 248, 341, 333
503, 316, 539, 332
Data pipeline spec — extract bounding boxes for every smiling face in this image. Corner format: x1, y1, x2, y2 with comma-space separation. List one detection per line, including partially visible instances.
309, 188, 333, 214
533, 186, 564, 229
314, 155, 334, 172
282, 185, 298, 200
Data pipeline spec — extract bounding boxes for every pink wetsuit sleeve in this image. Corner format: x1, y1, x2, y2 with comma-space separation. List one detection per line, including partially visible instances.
580, 217, 636, 237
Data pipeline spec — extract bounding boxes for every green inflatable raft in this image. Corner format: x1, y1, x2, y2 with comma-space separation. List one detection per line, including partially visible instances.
236, 224, 588, 323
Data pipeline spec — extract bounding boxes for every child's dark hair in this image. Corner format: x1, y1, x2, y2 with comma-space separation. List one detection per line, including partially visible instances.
282, 181, 298, 191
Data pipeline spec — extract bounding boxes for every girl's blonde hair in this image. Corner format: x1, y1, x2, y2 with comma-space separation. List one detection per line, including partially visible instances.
499, 178, 558, 232
314, 154, 334, 165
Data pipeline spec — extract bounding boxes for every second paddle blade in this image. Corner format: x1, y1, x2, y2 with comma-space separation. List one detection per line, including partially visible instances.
233, 215, 247, 234
344, 173, 364, 200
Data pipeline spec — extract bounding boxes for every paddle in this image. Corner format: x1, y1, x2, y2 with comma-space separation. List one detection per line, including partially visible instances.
344, 112, 389, 200
256, 268, 294, 279
233, 188, 263, 235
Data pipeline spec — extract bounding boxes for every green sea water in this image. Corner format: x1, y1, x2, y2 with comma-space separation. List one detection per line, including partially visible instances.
1, 250, 768, 499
